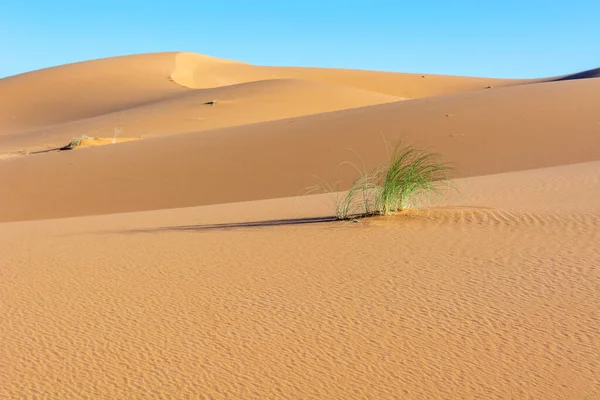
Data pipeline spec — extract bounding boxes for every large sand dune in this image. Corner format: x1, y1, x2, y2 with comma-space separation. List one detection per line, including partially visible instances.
0, 51, 519, 154
0, 53, 187, 135
1, 52, 599, 398
1, 68, 600, 221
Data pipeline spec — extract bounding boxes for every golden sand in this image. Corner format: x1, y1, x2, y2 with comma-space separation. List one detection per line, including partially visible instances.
1, 52, 599, 398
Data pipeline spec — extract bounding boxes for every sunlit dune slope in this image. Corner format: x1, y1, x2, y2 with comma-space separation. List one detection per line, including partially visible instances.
0, 53, 191, 136
0, 51, 525, 154
0, 79, 400, 153
1, 161, 599, 399
170, 52, 522, 96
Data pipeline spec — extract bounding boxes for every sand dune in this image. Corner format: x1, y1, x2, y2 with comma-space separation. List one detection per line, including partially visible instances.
171, 51, 523, 96
1, 161, 599, 399
0, 78, 400, 154
0, 51, 524, 153
0, 53, 188, 136
1, 73, 600, 222
1, 52, 599, 398
3, 51, 597, 156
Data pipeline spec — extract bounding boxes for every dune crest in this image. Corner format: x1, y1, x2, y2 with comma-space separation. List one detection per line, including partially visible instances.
170, 51, 249, 88
0, 53, 188, 137
168, 51, 523, 97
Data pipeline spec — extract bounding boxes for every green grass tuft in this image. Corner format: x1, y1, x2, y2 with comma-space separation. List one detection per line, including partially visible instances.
331, 169, 376, 220
372, 143, 452, 215
319, 141, 453, 220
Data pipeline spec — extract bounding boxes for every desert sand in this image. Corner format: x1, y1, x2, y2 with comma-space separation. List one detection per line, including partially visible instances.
1, 52, 599, 399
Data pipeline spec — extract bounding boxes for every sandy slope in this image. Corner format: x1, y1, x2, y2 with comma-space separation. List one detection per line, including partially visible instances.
1, 52, 600, 398
1, 162, 599, 399
0, 53, 188, 136
0, 51, 518, 154
1, 75, 600, 222
1, 52, 591, 155
0, 79, 401, 153
171, 51, 522, 95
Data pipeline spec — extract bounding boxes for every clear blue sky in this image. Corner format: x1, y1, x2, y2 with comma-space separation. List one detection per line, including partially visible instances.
1, 0, 598, 79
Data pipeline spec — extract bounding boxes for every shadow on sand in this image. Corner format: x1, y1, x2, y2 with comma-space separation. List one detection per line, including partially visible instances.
553, 67, 600, 81
120, 216, 341, 234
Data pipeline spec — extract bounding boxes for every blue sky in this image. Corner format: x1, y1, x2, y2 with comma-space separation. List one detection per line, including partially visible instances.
1, 1, 598, 79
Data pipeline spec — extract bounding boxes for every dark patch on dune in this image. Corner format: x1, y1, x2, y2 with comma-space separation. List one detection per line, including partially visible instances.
552, 67, 600, 81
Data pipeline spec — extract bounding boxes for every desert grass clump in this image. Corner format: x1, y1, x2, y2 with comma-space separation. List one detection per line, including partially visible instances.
328, 169, 375, 220
64, 135, 91, 150
372, 143, 451, 215
325, 142, 453, 220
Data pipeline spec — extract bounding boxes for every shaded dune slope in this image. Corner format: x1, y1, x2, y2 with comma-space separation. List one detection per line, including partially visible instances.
1, 77, 600, 222
552, 67, 600, 81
